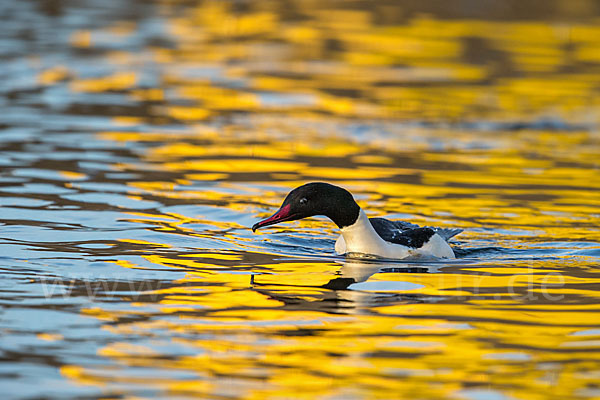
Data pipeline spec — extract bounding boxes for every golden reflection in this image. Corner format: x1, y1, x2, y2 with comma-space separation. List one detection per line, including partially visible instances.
57, 1, 600, 122
53, 1, 600, 398
71, 72, 137, 92
61, 254, 600, 399
38, 66, 70, 85
155, 7, 600, 121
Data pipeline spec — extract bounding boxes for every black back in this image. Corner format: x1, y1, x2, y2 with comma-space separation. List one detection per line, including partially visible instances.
370, 217, 462, 249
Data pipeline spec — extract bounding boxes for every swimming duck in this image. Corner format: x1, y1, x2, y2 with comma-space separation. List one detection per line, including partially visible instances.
252, 182, 462, 259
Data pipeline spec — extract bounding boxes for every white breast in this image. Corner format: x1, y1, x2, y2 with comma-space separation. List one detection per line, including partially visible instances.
335, 210, 455, 259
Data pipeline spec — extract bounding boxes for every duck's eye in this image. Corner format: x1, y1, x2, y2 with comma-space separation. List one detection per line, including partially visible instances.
299, 197, 308, 205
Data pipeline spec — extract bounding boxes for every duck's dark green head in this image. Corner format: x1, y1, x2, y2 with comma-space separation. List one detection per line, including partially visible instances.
252, 182, 360, 232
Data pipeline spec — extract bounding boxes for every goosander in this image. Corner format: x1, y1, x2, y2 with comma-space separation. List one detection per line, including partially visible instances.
252, 182, 462, 259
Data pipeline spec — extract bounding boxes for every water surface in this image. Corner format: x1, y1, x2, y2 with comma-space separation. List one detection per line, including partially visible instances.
1, 1, 600, 399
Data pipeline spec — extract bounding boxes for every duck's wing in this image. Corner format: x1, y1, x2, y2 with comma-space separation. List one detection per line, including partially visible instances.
369, 217, 462, 245
368, 217, 432, 248
369, 217, 419, 232
432, 227, 463, 242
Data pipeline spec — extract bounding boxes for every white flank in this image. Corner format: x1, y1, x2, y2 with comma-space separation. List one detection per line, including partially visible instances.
334, 209, 455, 259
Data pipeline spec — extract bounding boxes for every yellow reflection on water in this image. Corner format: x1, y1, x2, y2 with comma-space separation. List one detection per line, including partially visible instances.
62, 254, 600, 399
56, 1, 600, 122
70, 123, 599, 398
52, 1, 600, 399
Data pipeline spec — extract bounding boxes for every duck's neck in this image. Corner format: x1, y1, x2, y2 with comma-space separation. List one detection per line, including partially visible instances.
327, 197, 361, 229
339, 209, 387, 254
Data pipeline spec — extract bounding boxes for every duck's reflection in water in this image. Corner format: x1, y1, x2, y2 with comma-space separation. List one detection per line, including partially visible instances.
251, 259, 443, 315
